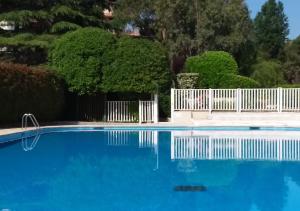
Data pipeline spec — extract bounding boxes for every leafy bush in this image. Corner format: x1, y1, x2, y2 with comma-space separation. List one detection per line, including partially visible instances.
49, 27, 116, 95
251, 60, 285, 87
219, 74, 260, 88
159, 93, 170, 119
278, 84, 300, 88
0, 62, 65, 124
185, 51, 238, 88
176, 73, 199, 89
102, 36, 171, 94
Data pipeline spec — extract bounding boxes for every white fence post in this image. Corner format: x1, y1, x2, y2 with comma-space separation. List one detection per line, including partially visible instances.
236, 88, 241, 112
153, 94, 159, 123
138, 100, 142, 124
171, 88, 175, 122
208, 88, 212, 114
277, 87, 283, 112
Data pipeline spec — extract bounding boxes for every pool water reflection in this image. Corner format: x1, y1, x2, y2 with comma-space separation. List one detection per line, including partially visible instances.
1, 130, 300, 210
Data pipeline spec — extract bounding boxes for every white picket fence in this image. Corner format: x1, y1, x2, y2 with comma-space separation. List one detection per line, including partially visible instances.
171, 88, 300, 113
171, 135, 300, 161
106, 101, 138, 122
106, 95, 158, 123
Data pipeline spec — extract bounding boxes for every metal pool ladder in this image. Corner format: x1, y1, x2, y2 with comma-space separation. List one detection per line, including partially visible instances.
21, 113, 40, 151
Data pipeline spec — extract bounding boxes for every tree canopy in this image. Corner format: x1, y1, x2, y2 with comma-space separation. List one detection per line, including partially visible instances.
0, 0, 109, 64
113, 0, 254, 74
283, 36, 300, 83
254, 0, 289, 59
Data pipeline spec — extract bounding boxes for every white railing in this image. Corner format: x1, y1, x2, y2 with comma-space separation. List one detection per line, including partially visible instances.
106, 101, 138, 122
171, 88, 300, 114
139, 101, 155, 123
171, 136, 300, 161
282, 88, 300, 111
139, 94, 159, 124
173, 89, 209, 111
106, 94, 158, 123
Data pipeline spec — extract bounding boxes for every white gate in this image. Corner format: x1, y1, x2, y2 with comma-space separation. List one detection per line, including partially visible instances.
106, 94, 158, 123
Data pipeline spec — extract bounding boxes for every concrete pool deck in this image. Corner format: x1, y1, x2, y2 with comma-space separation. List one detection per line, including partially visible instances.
2, 119, 300, 136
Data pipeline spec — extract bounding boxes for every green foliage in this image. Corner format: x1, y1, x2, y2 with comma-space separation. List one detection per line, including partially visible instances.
159, 93, 170, 118
283, 36, 300, 83
278, 84, 300, 88
50, 21, 81, 34
0, 10, 51, 28
251, 60, 285, 87
0, 0, 107, 65
176, 73, 199, 89
254, 0, 289, 59
219, 74, 260, 88
0, 33, 56, 48
113, 0, 255, 73
0, 62, 65, 124
102, 36, 171, 93
185, 51, 238, 88
0, 33, 57, 64
49, 27, 116, 95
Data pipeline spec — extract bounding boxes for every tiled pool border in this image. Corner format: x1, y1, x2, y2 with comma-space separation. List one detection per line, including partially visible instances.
2, 125, 300, 144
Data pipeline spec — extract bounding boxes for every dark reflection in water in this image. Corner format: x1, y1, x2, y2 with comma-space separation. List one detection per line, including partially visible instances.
0, 130, 300, 210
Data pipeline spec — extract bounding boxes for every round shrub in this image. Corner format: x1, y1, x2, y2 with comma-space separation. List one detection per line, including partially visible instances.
0, 62, 65, 124
102, 36, 171, 93
251, 60, 285, 88
219, 74, 260, 88
185, 51, 238, 88
49, 27, 116, 95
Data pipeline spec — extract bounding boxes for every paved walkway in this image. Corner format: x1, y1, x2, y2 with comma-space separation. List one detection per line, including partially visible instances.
1, 120, 300, 136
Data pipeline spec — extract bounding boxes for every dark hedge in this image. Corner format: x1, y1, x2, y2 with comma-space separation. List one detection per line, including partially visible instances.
0, 62, 65, 124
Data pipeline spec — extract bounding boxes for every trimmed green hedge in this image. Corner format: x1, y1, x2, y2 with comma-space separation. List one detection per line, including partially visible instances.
102, 36, 171, 93
0, 62, 65, 124
185, 51, 238, 88
49, 27, 116, 95
219, 74, 260, 88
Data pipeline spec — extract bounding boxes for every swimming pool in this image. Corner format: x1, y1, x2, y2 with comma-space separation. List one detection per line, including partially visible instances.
1, 127, 300, 210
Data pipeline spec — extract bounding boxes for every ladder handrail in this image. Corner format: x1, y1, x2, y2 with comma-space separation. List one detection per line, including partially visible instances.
22, 113, 40, 130
21, 113, 40, 151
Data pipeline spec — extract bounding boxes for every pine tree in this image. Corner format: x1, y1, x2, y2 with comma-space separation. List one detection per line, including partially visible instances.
254, 0, 289, 59
0, 0, 108, 64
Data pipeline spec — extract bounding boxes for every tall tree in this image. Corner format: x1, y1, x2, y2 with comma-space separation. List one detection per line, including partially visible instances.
0, 0, 108, 64
113, 0, 255, 75
254, 0, 289, 59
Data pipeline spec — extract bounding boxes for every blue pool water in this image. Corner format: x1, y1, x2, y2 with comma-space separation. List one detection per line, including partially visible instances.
1, 128, 300, 210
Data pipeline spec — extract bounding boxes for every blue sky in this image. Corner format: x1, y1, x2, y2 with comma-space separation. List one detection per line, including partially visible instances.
246, 0, 300, 39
